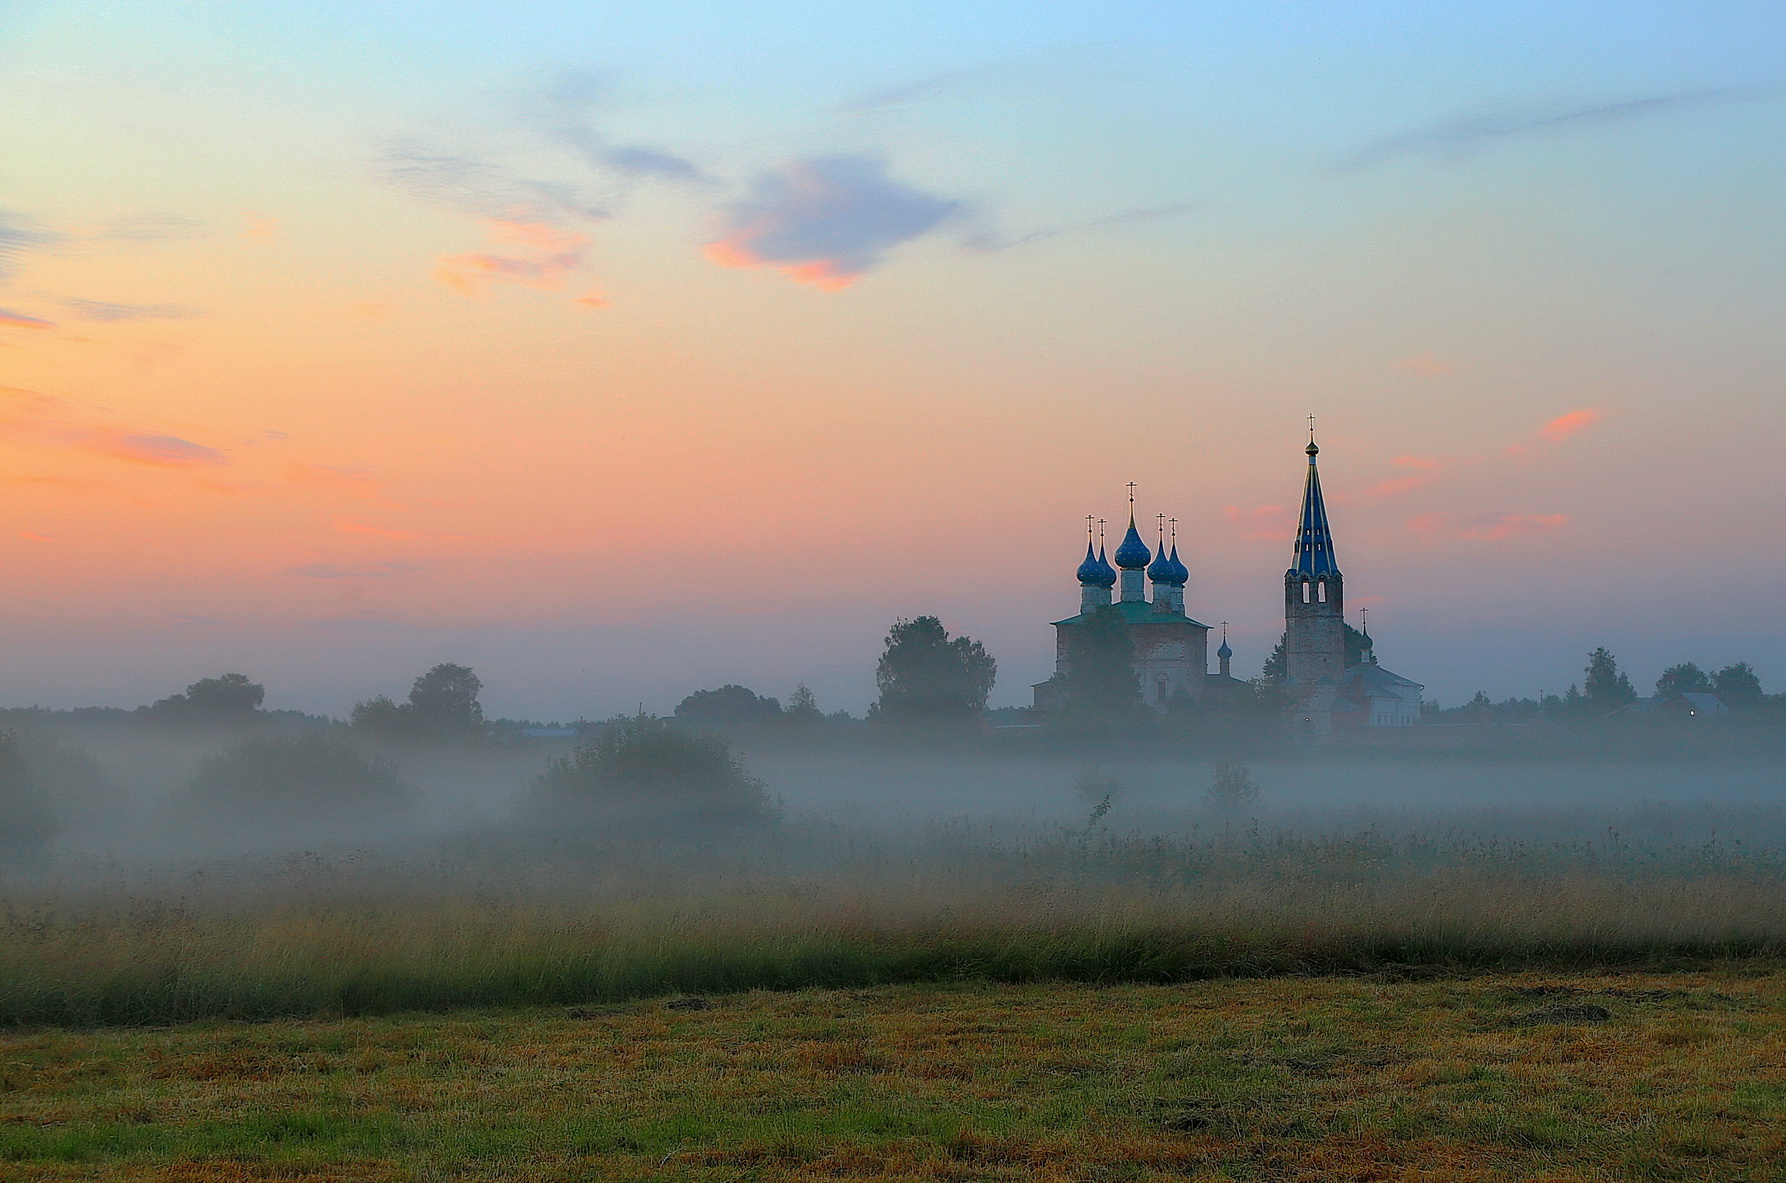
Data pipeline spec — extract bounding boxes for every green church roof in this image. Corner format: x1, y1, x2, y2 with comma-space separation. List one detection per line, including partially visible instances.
1053, 600, 1211, 629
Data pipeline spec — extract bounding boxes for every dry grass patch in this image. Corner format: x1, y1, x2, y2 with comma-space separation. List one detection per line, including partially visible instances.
5, 970, 1786, 1180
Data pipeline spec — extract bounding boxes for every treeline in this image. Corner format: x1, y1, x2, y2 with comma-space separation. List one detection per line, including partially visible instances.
1441, 648, 1777, 723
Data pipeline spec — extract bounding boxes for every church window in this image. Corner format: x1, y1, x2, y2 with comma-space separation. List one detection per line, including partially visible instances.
1301, 580, 1311, 604
1316, 580, 1327, 603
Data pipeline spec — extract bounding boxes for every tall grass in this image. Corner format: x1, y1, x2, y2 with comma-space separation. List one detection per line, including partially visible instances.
7, 819, 1786, 1027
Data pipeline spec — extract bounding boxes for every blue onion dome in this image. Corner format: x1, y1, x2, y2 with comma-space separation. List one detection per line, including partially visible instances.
1166, 544, 1189, 586
1075, 542, 1104, 585
1113, 519, 1152, 569
1217, 638, 1233, 659
1090, 545, 1117, 587
1147, 546, 1175, 583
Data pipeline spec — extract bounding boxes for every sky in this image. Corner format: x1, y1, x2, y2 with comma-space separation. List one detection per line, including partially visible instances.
1, 0, 1783, 718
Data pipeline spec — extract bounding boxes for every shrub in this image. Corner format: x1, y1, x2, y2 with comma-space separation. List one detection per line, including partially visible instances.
530, 714, 774, 829
0, 732, 56, 858
175, 731, 413, 827
1205, 762, 1261, 809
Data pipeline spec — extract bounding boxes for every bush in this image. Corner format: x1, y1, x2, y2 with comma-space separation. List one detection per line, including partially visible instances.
529, 714, 774, 829
175, 731, 413, 828
1205, 762, 1261, 809
0, 732, 56, 858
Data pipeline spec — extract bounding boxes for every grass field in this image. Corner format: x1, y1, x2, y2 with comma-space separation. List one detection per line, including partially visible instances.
5, 970, 1786, 1181
9, 820, 1786, 1027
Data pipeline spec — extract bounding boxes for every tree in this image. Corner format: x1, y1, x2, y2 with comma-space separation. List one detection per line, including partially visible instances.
871, 616, 997, 722
674, 684, 782, 725
1583, 648, 1636, 710
352, 663, 486, 740
139, 673, 265, 724
408, 663, 484, 733
782, 684, 824, 727
1059, 605, 1141, 717
1712, 662, 1764, 710
530, 713, 773, 827
1656, 663, 1711, 698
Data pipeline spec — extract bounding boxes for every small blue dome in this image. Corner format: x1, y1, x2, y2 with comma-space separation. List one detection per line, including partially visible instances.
1113, 520, 1151, 569
1147, 545, 1175, 583
1090, 545, 1117, 587
1075, 542, 1103, 585
1217, 639, 1233, 659
1166, 544, 1189, 586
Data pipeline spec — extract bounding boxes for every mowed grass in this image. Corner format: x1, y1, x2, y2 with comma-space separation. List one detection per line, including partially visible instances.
6, 970, 1786, 1181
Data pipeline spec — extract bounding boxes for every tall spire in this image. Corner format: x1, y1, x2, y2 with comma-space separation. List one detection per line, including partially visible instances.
1291, 425, 1340, 578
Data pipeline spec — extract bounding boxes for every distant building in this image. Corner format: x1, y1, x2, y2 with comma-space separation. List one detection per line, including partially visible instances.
1282, 434, 1423, 737
1031, 431, 1423, 736
1624, 692, 1728, 720
1031, 506, 1231, 712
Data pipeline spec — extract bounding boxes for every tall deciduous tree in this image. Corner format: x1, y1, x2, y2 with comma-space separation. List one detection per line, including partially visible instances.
1712, 662, 1764, 710
1655, 663, 1710, 697
352, 663, 486, 740
872, 616, 996, 722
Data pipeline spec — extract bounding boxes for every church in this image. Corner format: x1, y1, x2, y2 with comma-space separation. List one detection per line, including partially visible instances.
1030, 432, 1424, 734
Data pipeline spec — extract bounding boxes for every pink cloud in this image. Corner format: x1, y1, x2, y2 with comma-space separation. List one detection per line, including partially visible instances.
433, 219, 587, 297
240, 216, 281, 240
1392, 352, 1456, 376
1461, 513, 1570, 540
1508, 407, 1605, 458
1539, 408, 1602, 443
0, 388, 226, 468
334, 517, 418, 541
1225, 504, 1295, 541
1407, 511, 1569, 541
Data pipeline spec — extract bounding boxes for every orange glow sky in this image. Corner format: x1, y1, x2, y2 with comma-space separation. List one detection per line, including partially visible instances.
2, 1, 1784, 716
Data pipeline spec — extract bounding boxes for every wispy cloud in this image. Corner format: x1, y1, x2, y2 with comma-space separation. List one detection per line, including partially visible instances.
59, 297, 203, 323
380, 139, 612, 225
1224, 503, 1295, 541
704, 155, 961, 290
1331, 85, 1778, 172
94, 213, 208, 242
1537, 408, 1602, 443
85, 433, 226, 467
0, 212, 59, 281
835, 67, 985, 117
1409, 511, 1570, 541
1392, 353, 1456, 376
334, 517, 418, 541
519, 71, 710, 185
967, 201, 1199, 252
0, 387, 227, 468
1508, 407, 1604, 458
433, 219, 587, 297
289, 560, 425, 579
0, 307, 55, 330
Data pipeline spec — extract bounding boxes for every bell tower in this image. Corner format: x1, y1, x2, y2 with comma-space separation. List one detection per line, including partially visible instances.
1284, 425, 1345, 685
